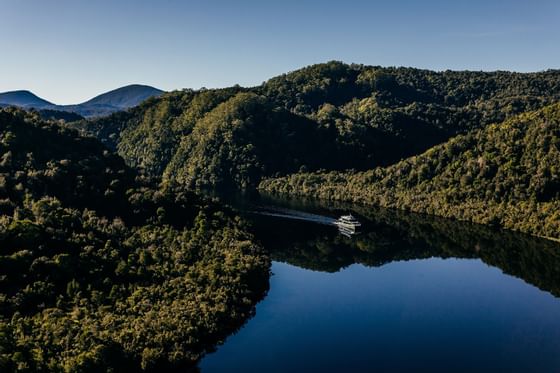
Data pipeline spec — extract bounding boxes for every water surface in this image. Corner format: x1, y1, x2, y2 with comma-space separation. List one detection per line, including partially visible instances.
200, 194, 560, 372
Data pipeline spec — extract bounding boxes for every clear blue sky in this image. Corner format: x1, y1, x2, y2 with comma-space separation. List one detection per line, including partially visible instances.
1, 0, 559, 104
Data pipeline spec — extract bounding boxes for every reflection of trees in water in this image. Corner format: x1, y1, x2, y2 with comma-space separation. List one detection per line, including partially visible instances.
252, 195, 560, 298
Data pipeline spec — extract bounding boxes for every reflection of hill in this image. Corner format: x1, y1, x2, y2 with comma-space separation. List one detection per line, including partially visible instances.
251, 196, 560, 298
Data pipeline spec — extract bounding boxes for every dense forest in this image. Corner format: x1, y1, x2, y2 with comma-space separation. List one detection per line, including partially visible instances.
260, 103, 560, 240
73, 61, 560, 190
0, 108, 270, 371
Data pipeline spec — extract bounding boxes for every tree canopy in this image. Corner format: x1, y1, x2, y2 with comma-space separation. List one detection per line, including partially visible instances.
0, 108, 270, 371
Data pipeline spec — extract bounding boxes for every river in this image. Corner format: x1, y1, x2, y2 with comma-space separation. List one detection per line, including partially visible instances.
199, 193, 560, 372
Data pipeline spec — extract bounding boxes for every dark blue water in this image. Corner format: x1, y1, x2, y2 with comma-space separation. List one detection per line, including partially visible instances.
199, 195, 560, 372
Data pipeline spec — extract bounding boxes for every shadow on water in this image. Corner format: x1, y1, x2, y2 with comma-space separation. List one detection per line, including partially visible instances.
210, 190, 560, 298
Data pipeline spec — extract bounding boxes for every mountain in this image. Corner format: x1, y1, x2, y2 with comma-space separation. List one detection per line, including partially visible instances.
60, 84, 164, 117
82, 84, 163, 109
260, 103, 560, 240
0, 84, 163, 118
74, 61, 560, 190
0, 90, 55, 109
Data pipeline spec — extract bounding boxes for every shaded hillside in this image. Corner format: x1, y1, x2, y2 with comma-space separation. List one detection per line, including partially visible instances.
0, 90, 54, 109
118, 88, 243, 175
71, 88, 247, 175
0, 108, 134, 216
162, 92, 396, 189
0, 108, 269, 371
61, 84, 164, 117
82, 84, 163, 108
77, 62, 560, 189
37, 109, 84, 122
260, 103, 560, 239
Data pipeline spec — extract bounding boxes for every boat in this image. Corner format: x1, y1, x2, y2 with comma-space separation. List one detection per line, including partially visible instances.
334, 214, 361, 231
337, 225, 357, 238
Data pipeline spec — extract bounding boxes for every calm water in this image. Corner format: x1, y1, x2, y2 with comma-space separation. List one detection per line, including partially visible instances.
200, 194, 560, 372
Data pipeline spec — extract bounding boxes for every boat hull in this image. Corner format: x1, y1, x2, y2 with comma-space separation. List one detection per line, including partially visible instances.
334, 221, 361, 230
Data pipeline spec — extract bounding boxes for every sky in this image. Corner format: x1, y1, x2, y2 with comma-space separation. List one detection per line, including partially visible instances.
1, 0, 559, 104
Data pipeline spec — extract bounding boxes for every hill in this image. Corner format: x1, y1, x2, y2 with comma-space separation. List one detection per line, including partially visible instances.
162, 92, 380, 189
82, 84, 163, 108
0, 85, 163, 118
0, 90, 54, 109
76, 61, 560, 189
0, 107, 269, 371
61, 84, 164, 117
260, 103, 560, 240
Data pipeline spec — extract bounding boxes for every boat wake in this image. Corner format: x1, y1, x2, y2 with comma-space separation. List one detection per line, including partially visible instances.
251, 207, 361, 238
252, 207, 337, 226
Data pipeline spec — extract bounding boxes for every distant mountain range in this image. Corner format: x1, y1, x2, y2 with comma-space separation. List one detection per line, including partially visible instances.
0, 84, 163, 118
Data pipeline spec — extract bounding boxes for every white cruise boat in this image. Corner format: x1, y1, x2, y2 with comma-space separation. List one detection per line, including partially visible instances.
334, 214, 361, 231
337, 225, 357, 237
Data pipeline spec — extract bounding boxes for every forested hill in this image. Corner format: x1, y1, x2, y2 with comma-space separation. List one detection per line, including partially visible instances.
74, 61, 560, 189
0, 108, 269, 371
260, 103, 560, 240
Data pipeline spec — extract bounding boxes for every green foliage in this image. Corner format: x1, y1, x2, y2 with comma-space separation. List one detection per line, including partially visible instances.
74, 62, 560, 189
0, 108, 134, 219
0, 108, 270, 371
117, 88, 242, 175
260, 103, 560, 240
163, 92, 338, 189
